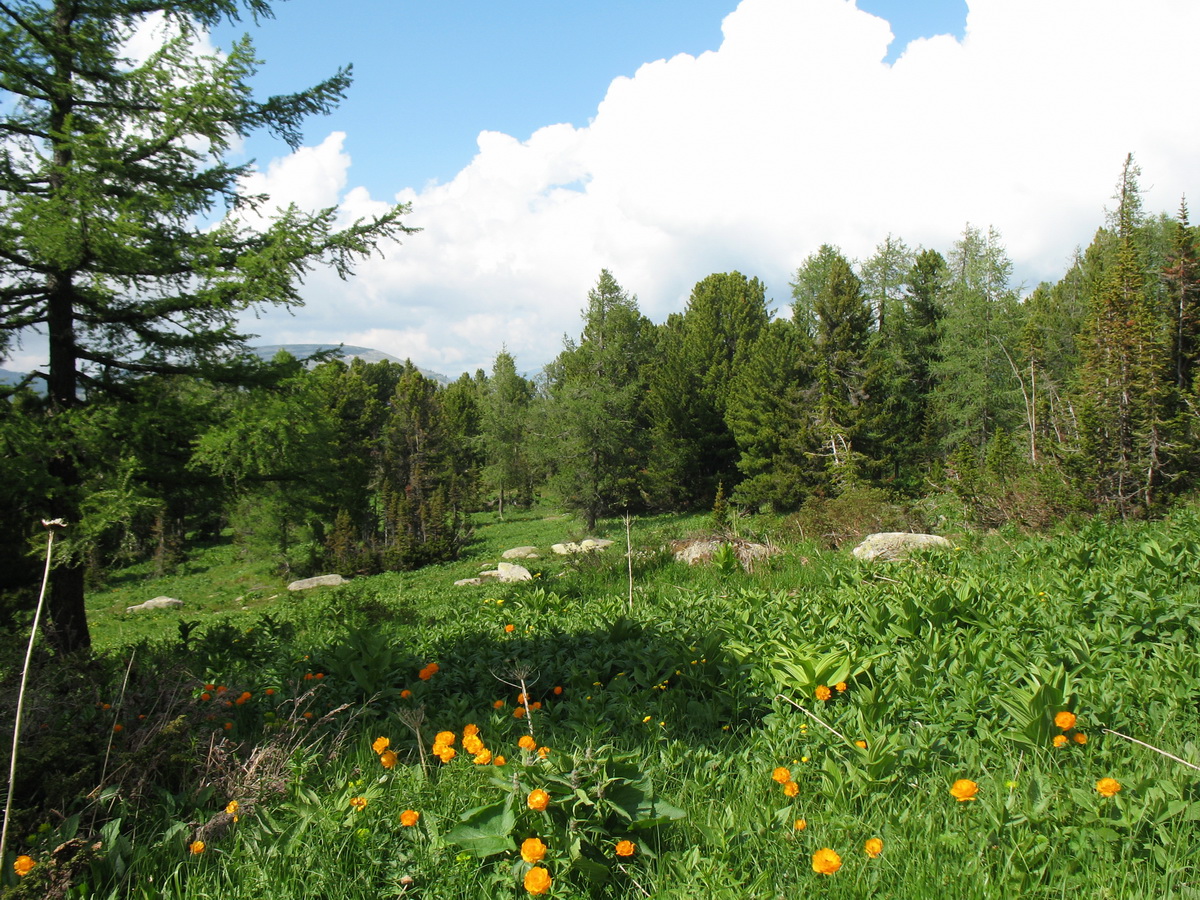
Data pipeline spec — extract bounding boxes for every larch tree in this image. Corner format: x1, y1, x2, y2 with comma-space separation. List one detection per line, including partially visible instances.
0, 0, 413, 652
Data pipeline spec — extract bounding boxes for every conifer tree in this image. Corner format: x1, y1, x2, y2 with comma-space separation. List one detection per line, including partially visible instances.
0, 1, 412, 651
545, 270, 653, 530
1076, 156, 1171, 513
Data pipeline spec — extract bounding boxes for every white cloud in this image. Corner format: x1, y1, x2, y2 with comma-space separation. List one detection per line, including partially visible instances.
238, 0, 1199, 377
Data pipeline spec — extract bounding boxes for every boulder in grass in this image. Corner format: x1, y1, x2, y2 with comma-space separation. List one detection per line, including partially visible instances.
454, 577, 484, 587
852, 532, 952, 562
287, 574, 349, 591
496, 562, 533, 582
126, 596, 183, 613
551, 538, 615, 555
502, 546, 540, 560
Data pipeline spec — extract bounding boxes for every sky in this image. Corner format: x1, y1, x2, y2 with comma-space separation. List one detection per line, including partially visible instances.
6, 0, 1197, 380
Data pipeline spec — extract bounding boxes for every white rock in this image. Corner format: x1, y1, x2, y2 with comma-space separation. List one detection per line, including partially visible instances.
287, 574, 348, 591
502, 546, 540, 559
496, 562, 533, 582
126, 596, 183, 613
852, 533, 952, 562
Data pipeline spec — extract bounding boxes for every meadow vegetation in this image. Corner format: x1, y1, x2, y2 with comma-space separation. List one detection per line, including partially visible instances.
3, 503, 1199, 898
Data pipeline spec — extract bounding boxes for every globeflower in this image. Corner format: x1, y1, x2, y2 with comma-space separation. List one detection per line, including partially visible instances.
812, 847, 841, 874
794, 818, 807, 831
864, 837, 883, 858
380, 750, 398, 769
1054, 711, 1077, 730
226, 800, 239, 817
815, 685, 832, 701
527, 789, 550, 811
783, 781, 799, 797
1096, 777, 1122, 798
349, 796, 368, 812
519, 735, 537, 751
13, 855, 36, 877
435, 731, 456, 746
400, 809, 420, 827
950, 779, 979, 802
1052, 734, 1068, 748
615, 839, 636, 857
524, 866, 552, 895
372, 736, 390, 754
1074, 732, 1088, 744
772, 766, 791, 784
521, 837, 547, 863
835, 682, 848, 692
189, 841, 206, 855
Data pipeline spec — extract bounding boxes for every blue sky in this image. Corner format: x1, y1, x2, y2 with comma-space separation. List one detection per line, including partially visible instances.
216, 1, 968, 201
6, 1, 1193, 379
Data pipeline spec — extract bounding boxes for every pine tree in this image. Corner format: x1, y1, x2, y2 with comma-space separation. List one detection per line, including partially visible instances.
481, 348, 534, 517
0, 0, 412, 652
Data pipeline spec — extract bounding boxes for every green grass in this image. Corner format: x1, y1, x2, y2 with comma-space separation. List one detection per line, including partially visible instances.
6, 506, 1200, 898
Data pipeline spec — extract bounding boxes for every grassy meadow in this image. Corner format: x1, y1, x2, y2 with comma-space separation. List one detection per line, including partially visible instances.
3, 505, 1200, 898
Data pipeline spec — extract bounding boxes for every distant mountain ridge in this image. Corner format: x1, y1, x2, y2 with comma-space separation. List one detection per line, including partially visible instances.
251, 344, 450, 384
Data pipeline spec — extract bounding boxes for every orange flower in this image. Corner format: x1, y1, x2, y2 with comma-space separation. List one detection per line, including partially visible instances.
380, 750, 398, 769
864, 837, 883, 858
615, 839, 636, 857
13, 855, 36, 877
950, 779, 979, 802
772, 766, 791, 783
812, 847, 841, 874
513, 707, 526, 719
349, 796, 368, 812
1096, 777, 1121, 798
519, 735, 537, 751
517, 692, 528, 705
226, 800, 239, 816
553, 686, 563, 695
314, 673, 324, 680
531, 701, 542, 710
783, 781, 799, 797
1052, 734, 1068, 748
418, 663, 439, 681
113, 723, 123, 732
524, 865, 552, 895
223, 722, 233, 730
189, 840, 206, 855
527, 789, 550, 811
794, 818, 807, 831
1054, 711, 1077, 731
200, 692, 211, 701
855, 740, 867, 749
538, 746, 550, 759
463, 723, 480, 737
205, 683, 216, 690
1073, 732, 1088, 745
400, 809, 420, 827
400, 689, 412, 699
463, 735, 484, 755
815, 685, 832, 701
265, 688, 276, 696
835, 682, 848, 692
302, 711, 313, 720
505, 624, 515, 633
304, 673, 314, 681
435, 731, 456, 746
436, 746, 456, 763
493, 699, 505, 709
372, 736, 391, 754
493, 755, 507, 766
216, 686, 227, 693
521, 837, 548, 863
474, 749, 493, 765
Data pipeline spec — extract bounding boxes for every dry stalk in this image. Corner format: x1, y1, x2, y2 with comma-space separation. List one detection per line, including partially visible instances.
1102, 728, 1200, 772
775, 693, 851, 745
494, 663, 539, 738
1, 519, 65, 869
399, 705, 428, 775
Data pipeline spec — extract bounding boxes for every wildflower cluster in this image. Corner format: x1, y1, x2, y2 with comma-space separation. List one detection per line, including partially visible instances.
1051, 709, 1088, 748
772, 765, 800, 798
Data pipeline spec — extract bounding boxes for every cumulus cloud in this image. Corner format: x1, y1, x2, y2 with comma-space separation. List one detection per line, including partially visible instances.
237, 0, 1199, 378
